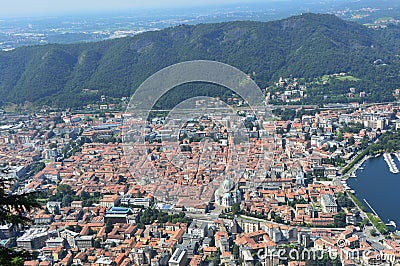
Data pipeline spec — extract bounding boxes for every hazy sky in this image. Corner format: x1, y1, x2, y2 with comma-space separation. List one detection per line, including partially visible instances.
0, 0, 269, 18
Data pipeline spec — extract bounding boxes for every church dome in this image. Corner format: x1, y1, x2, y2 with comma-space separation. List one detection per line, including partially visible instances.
223, 192, 231, 199
223, 179, 232, 192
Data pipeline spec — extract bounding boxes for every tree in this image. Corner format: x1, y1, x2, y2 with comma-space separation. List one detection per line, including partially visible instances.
231, 203, 240, 215
194, 242, 200, 255
212, 248, 221, 265
49, 143, 57, 149
359, 218, 370, 227
0, 249, 28, 266
0, 178, 41, 265
53, 116, 64, 124
233, 244, 239, 259
56, 184, 73, 196
370, 229, 378, 237
335, 131, 344, 141
336, 192, 353, 208
361, 134, 370, 149
334, 212, 346, 227
94, 238, 102, 248
0, 180, 40, 226
105, 220, 114, 234
62, 194, 72, 207
80, 191, 90, 200
75, 225, 83, 233
67, 225, 75, 231
274, 214, 283, 223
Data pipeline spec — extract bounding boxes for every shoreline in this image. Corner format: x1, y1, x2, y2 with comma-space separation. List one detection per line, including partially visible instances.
345, 154, 398, 231
342, 152, 370, 180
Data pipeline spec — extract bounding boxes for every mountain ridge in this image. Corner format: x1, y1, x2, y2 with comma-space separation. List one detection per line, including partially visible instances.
0, 13, 399, 108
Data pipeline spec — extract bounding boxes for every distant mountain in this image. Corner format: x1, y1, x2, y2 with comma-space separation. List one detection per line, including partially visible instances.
1, 13, 400, 108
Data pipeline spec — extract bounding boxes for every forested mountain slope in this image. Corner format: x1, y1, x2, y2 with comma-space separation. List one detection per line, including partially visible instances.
0, 13, 399, 108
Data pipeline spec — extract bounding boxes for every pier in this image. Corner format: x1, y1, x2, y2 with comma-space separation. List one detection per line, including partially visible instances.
395, 153, 400, 165
386, 220, 397, 228
346, 155, 370, 178
383, 153, 399, 174
364, 198, 397, 229
363, 198, 378, 216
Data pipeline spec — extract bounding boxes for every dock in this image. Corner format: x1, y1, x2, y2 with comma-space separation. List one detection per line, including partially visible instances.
363, 198, 378, 216
383, 153, 399, 174
347, 155, 370, 178
395, 153, 400, 165
386, 220, 397, 228
364, 198, 397, 229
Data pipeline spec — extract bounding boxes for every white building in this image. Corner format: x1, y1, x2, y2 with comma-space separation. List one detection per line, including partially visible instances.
214, 176, 241, 207
321, 194, 338, 213
169, 248, 187, 266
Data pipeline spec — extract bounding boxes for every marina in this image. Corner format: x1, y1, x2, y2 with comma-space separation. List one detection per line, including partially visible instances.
395, 153, 400, 166
383, 153, 399, 174
346, 155, 370, 178
347, 155, 400, 229
341, 181, 355, 193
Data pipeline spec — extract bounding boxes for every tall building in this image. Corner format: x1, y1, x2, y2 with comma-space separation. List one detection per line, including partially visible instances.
168, 248, 188, 266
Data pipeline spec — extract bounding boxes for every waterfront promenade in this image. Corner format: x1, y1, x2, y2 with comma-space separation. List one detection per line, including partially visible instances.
344, 154, 370, 178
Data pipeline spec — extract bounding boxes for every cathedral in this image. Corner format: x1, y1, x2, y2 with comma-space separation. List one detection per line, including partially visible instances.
214, 176, 241, 207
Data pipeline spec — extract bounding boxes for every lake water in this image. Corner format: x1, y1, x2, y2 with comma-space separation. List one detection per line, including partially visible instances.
347, 154, 399, 229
